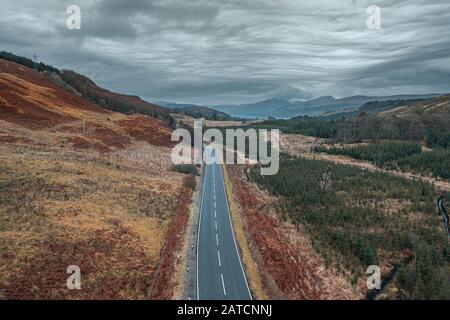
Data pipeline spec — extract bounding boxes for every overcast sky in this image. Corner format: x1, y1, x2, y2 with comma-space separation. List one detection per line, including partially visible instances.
1, 0, 449, 105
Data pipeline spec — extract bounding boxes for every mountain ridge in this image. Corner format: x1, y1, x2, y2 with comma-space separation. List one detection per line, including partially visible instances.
158, 101, 235, 121
210, 93, 445, 119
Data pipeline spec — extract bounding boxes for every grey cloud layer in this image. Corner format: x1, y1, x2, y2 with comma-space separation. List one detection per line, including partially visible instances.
0, 0, 449, 104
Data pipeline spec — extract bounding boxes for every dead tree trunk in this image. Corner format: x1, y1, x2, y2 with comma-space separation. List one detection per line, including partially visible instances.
323, 165, 331, 192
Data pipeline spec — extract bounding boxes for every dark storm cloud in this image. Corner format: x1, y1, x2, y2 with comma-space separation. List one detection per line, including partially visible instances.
97, 0, 153, 16
0, 0, 449, 104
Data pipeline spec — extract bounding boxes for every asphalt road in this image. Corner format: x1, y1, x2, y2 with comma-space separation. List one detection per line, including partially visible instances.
197, 147, 252, 300
437, 198, 449, 236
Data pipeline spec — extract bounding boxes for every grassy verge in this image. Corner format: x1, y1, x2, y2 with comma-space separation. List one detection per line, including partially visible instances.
149, 176, 194, 299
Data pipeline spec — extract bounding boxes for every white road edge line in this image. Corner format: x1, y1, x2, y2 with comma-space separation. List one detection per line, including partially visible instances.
221, 273, 227, 296
196, 161, 208, 300
219, 164, 253, 300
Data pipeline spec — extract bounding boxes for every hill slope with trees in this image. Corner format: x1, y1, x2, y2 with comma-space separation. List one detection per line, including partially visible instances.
0, 54, 191, 299
0, 51, 174, 127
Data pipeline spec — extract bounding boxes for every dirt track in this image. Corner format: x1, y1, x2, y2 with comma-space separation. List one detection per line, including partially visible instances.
280, 133, 450, 191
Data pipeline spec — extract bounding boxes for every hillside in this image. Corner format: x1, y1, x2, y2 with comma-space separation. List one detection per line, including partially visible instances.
60, 70, 174, 126
212, 94, 443, 119
173, 106, 234, 121
212, 98, 290, 119
254, 94, 450, 146
0, 58, 192, 299
321, 99, 428, 119
273, 94, 441, 118
159, 101, 234, 120
379, 94, 450, 119
0, 51, 174, 127
246, 148, 450, 299
0, 58, 173, 150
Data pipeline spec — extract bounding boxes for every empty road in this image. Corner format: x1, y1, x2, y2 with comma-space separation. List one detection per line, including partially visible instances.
437, 197, 449, 237
197, 147, 252, 300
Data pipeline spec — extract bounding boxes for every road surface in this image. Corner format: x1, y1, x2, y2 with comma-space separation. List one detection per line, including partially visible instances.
197, 147, 252, 300
437, 198, 449, 237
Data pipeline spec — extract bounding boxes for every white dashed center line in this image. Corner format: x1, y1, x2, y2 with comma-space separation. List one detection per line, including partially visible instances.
221, 273, 226, 296
216, 233, 219, 246
217, 250, 222, 267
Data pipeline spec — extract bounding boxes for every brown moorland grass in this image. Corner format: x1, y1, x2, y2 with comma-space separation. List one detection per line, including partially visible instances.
0, 57, 201, 300
0, 58, 188, 299
149, 177, 194, 299
0, 141, 185, 299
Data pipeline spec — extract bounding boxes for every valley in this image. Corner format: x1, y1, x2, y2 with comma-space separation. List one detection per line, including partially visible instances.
2, 0, 450, 308
1, 51, 449, 301
210, 94, 450, 300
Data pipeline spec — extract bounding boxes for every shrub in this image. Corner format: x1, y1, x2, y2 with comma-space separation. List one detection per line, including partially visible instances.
0, 162, 8, 173
184, 175, 197, 190
171, 164, 199, 176
426, 129, 450, 149
398, 148, 450, 180
314, 142, 422, 166
315, 143, 450, 180
396, 243, 450, 299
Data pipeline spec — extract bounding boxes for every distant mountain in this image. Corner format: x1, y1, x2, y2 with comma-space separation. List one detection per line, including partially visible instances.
211, 94, 444, 119
159, 101, 234, 121
273, 94, 444, 118
378, 94, 450, 119
211, 98, 290, 119
359, 99, 425, 114
321, 98, 430, 119
175, 106, 234, 121
158, 101, 201, 110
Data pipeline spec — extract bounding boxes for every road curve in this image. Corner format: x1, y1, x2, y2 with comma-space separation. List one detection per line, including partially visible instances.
197, 147, 252, 300
437, 198, 449, 237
